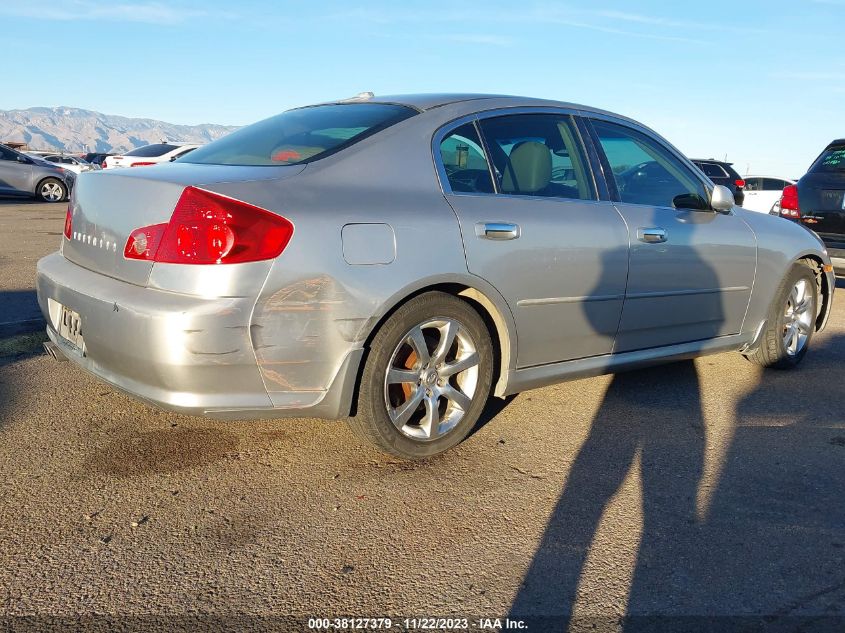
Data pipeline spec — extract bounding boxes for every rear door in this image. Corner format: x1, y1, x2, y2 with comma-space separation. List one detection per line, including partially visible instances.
438, 111, 629, 368
587, 118, 757, 352
761, 178, 790, 213
742, 177, 764, 211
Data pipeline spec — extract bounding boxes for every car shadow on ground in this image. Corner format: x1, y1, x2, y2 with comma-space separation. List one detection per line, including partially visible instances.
0, 290, 47, 429
0, 197, 44, 205
509, 333, 845, 630
468, 394, 517, 438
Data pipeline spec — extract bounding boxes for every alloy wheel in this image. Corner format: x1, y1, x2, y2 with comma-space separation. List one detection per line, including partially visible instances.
40, 182, 64, 202
782, 278, 814, 356
383, 318, 480, 441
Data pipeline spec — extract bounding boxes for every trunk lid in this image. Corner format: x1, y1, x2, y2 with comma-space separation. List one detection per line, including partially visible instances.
63, 163, 305, 285
799, 172, 845, 244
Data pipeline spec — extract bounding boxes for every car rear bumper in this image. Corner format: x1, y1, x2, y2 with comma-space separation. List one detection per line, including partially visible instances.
36, 252, 360, 419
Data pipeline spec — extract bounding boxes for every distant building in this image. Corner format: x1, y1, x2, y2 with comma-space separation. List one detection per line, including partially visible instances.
2, 141, 28, 150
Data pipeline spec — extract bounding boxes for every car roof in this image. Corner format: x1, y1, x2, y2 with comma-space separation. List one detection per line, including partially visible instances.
826, 139, 845, 147
317, 92, 633, 119
745, 175, 795, 180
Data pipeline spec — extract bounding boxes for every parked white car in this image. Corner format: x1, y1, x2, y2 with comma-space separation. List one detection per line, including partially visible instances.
103, 143, 200, 169
37, 154, 98, 174
742, 176, 796, 213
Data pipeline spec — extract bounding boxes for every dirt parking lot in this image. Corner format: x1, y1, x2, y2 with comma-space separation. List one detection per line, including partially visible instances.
1, 200, 844, 631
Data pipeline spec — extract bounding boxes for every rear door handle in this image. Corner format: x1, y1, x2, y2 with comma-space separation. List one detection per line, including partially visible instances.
476, 222, 521, 240
637, 227, 668, 243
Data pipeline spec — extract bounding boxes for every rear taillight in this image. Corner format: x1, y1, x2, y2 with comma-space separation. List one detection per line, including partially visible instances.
734, 179, 746, 188
63, 204, 73, 239
124, 186, 293, 265
130, 161, 156, 167
779, 184, 801, 218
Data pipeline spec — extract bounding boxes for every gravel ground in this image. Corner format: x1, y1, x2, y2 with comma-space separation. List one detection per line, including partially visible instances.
1, 200, 844, 631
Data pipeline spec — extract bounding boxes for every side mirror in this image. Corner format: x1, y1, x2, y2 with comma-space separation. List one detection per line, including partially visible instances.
16, 156, 29, 164
709, 185, 735, 212
673, 192, 710, 211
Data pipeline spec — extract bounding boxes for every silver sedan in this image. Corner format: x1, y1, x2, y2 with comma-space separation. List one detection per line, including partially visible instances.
36, 94, 835, 459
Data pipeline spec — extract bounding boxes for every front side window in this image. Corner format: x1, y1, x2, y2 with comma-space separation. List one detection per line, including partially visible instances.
180, 103, 416, 167
0, 146, 16, 161
478, 114, 595, 200
439, 123, 494, 193
592, 120, 708, 208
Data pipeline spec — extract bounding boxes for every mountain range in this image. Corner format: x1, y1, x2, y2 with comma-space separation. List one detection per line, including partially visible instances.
0, 106, 239, 153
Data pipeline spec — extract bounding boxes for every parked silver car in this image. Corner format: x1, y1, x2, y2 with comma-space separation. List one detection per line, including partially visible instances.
37, 94, 835, 459
1, 143, 75, 201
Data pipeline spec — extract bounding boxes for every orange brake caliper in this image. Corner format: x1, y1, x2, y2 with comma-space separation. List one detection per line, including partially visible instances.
401, 350, 418, 400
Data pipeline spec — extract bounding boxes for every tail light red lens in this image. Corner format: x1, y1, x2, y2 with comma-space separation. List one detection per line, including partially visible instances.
63, 204, 73, 239
779, 184, 801, 218
734, 179, 746, 188
130, 161, 156, 167
124, 223, 168, 260
124, 186, 294, 265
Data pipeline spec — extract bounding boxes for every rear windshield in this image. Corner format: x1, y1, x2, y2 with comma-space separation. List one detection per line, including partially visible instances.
126, 143, 179, 157
179, 103, 416, 166
809, 145, 845, 173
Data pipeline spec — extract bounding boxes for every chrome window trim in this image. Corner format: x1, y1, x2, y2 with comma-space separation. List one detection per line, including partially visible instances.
431, 106, 601, 202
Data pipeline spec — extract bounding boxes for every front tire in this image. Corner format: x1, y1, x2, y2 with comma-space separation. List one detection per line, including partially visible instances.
36, 178, 67, 202
744, 262, 817, 369
349, 292, 493, 459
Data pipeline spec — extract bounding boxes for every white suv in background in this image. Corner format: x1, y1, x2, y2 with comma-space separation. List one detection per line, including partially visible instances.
103, 143, 201, 169
742, 176, 796, 213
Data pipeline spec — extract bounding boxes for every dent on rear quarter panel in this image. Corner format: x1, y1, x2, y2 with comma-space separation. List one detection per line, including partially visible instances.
203, 109, 473, 406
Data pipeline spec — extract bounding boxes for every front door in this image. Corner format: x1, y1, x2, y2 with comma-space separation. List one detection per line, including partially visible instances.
589, 119, 757, 353
0, 145, 32, 195
438, 113, 629, 368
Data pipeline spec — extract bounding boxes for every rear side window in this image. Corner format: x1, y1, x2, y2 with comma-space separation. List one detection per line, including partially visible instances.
697, 162, 728, 178
126, 143, 179, 157
762, 178, 787, 190
478, 114, 595, 200
593, 120, 708, 208
744, 178, 762, 191
722, 163, 742, 181
439, 123, 494, 193
180, 103, 416, 167
809, 145, 845, 173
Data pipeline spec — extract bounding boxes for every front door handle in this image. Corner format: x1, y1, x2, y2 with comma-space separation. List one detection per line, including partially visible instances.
477, 222, 521, 240
637, 227, 668, 243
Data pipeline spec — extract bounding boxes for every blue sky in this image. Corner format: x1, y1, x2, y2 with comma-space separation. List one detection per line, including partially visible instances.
0, 0, 842, 176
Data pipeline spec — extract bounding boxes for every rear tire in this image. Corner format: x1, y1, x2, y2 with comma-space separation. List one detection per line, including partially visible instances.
36, 178, 67, 202
348, 292, 493, 460
743, 262, 817, 369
